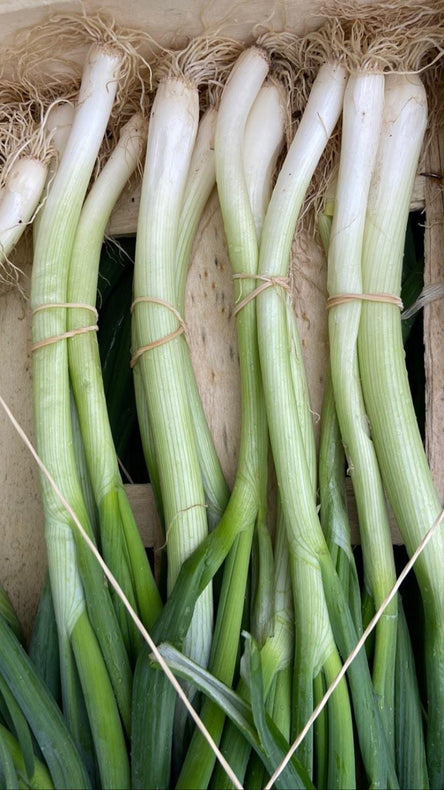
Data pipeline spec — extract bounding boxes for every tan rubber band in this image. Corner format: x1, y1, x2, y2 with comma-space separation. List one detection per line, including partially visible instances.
232, 273, 291, 316
327, 292, 404, 310
131, 296, 184, 326
130, 296, 187, 368
32, 302, 99, 320
130, 326, 185, 368
31, 325, 99, 352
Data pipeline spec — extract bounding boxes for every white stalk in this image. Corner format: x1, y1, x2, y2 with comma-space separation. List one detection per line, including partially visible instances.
256, 61, 350, 777
67, 113, 147, 499
177, 105, 218, 312
257, 60, 347, 559
327, 71, 398, 745
243, 80, 287, 240
257, 62, 345, 494
0, 157, 47, 263
33, 102, 75, 242
358, 73, 444, 785
176, 106, 231, 529
215, 46, 269, 275
133, 76, 212, 665
30, 44, 133, 779
241, 78, 294, 689
67, 112, 161, 645
46, 102, 76, 160
173, 48, 271, 788
32, 42, 123, 524
31, 44, 124, 636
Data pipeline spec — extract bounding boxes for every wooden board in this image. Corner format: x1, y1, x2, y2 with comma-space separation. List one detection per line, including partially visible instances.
0, 241, 47, 637
0, 0, 327, 49
424, 127, 444, 503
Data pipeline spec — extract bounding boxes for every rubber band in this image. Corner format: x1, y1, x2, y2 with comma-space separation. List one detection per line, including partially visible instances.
131, 295, 183, 326
32, 302, 99, 320
130, 326, 185, 368
31, 325, 98, 352
327, 292, 404, 310
232, 273, 291, 316
130, 296, 187, 368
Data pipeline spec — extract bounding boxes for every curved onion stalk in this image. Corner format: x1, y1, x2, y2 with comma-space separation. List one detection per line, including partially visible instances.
67, 113, 162, 656
243, 75, 317, 481
214, 83, 293, 784
358, 73, 442, 787
256, 61, 356, 784
176, 105, 230, 529
170, 104, 230, 760
132, 47, 271, 790
177, 68, 287, 790
131, 75, 211, 667
0, 157, 47, 283
243, 79, 288, 241
30, 43, 131, 789
131, 73, 212, 790
318, 369, 362, 634
318, 214, 362, 633
327, 71, 399, 751
33, 102, 75, 241
132, 108, 223, 530
257, 59, 399, 788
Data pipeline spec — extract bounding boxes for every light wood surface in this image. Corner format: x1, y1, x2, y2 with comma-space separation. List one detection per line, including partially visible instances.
0, 0, 327, 48
424, 127, 444, 504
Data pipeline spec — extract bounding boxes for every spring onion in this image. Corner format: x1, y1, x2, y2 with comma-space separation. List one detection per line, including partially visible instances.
326, 69, 399, 752
31, 40, 133, 788
358, 71, 444, 788
67, 112, 162, 656
177, 66, 287, 789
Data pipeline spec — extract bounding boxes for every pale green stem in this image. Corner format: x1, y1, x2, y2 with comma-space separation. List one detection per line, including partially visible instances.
318, 217, 362, 633
30, 42, 132, 780
358, 72, 444, 788
327, 70, 397, 748
257, 61, 399, 787
133, 75, 212, 667
176, 105, 230, 529
257, 61, 349, 778
176, 47, 271, 790
67, 113, 162, 645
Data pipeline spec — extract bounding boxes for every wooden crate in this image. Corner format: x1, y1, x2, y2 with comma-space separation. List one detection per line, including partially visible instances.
0, 0, 442, 637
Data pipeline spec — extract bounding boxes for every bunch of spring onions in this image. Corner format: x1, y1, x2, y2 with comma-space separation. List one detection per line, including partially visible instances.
0, 3, 443, 789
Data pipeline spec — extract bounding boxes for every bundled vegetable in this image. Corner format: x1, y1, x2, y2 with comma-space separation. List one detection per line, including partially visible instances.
0, 4, 442, 790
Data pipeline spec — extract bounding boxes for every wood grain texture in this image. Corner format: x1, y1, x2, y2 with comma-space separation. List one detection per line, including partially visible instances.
424, 127, 444, 503
0, 240, 46, 639
0, 0, 327, 48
